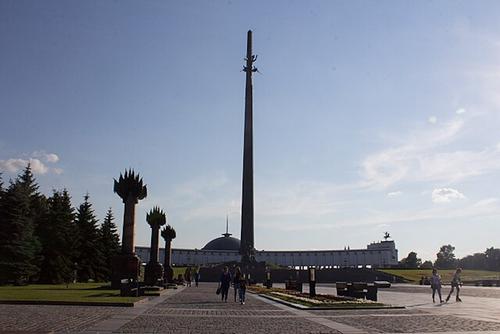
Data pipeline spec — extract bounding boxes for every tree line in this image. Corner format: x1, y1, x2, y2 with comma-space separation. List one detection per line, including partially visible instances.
399, 244, 500, 270
0, 165, 121, 284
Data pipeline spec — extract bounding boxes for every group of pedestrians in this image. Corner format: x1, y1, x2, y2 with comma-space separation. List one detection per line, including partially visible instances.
219, 266, 247, 304
430, 267, 462, 303
183, 267, 201, 287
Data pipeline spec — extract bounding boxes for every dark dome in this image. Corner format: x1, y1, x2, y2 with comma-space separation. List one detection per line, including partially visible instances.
202, 235, 241, 251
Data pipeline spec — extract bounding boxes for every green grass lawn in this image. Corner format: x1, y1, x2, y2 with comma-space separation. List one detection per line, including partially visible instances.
173, 266, 187, 279
380, 269, 500, 283
0, 283, 142, 304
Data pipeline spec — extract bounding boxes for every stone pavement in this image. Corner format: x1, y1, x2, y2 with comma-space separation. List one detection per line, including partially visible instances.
1, 283, 500, 333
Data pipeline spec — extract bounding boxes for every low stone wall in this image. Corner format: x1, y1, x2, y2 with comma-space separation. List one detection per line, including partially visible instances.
198, 266, 403, 283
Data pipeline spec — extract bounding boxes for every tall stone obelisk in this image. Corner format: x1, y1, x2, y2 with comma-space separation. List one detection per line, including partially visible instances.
240, 30, 257, 263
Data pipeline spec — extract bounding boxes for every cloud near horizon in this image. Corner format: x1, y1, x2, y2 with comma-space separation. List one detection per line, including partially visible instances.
361, 116, 500, 188
0, 151, 62, 175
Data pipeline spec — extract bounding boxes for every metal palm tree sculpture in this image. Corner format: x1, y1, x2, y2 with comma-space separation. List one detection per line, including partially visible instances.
161, 224, 176, 283
111, 169, 147, 289
144, 207, 166, 286
114, 169, 147, 255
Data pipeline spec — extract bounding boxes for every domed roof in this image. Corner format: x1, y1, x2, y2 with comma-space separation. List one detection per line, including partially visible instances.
202, 234, 241, 251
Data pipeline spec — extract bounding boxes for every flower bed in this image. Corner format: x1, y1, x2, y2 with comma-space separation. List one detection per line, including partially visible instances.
248, 285, 386, 308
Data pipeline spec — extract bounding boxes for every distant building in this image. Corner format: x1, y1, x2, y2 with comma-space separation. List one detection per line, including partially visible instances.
135, 232, 398, 268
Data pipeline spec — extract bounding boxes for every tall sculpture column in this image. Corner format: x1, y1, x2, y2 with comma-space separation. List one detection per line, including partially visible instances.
144, 207, 166, 286
111, 169, 147, 288
240, 30, 257, 263
161, 225, 176, 283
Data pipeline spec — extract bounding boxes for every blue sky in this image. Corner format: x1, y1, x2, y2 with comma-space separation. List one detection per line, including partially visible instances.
2, 1, 500, 262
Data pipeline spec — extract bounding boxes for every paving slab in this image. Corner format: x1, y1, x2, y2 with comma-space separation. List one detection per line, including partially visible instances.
82, 286, 185, 334
0, 304, 126, 333
116, 283, 342, 334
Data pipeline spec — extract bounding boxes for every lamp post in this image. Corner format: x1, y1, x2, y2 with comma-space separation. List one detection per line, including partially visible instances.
308, 267, 316, 298
73, 262, 78, 284
265, 269, 272, 289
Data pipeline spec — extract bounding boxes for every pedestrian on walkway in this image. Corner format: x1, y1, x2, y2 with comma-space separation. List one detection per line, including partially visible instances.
446, 268, 462, 302
219, 266, 232, 302
238, 271, 247, 305
194, 267, 200, 287
430, 268, 443, 303
184, 267, 192, 287
233, 266, 241, 302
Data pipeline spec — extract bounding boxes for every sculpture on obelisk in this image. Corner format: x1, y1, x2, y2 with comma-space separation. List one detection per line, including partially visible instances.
240, 30, 258, 263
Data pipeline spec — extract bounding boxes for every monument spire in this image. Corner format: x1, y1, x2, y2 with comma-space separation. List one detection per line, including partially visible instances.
240, 30, 257, 263
223, 214, 231, 237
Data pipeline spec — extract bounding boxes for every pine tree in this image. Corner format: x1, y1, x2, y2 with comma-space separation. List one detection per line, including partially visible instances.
0, 173, 4, 200
38, 190, 76, 283
99, 208, 121, 281
0, 166, 42, 283
0, 173, 4, 229
74, 194, 105, 282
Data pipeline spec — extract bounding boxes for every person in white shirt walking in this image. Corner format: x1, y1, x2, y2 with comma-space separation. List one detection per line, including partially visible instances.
431, 268, 444, 303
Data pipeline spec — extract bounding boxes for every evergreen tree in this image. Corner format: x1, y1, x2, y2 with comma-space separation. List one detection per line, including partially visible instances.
0, 172, 3, 229
99, 208, 121, 281
74, 194, 105, 282
18, 165, 46, 282
0, 173, 4, 200
38, 190, 76, 283
0, 166, 42, 283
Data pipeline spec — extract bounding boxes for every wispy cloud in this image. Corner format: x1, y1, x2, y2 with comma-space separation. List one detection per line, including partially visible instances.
33, 151, 59, 163
162, 175, 353, 225
268, 197, 500, 232
432, 188, 465, 203
361, 116, 500, 188
0, 151, 62, 175
256, 181, 349, 217
361, 118, 464, 187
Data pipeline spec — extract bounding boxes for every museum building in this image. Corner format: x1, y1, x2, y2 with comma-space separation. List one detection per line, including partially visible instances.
135, 231, 398, 268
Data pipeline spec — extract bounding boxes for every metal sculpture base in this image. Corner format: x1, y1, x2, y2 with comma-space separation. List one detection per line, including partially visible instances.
164, 265, 174, 284
111, 254, 140, 289
144, 262, 164, 287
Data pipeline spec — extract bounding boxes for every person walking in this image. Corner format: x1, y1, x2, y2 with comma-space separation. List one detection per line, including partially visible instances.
194, 268, 200, 287
184, 267, 192, 287
219, 266, 232, 302
446, 268, 463, 302
430, 268, 444, 303
238, 271, 247, 305
233, 266, 242, 302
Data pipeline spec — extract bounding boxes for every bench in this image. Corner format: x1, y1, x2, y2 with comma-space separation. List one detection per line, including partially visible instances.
285, 279, 303, 292
120, 279, 139, 297
336, 282, 348, 296
336, 282, 378, 301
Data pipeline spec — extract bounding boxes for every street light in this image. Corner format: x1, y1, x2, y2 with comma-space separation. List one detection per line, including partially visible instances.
308, 267, 316, 298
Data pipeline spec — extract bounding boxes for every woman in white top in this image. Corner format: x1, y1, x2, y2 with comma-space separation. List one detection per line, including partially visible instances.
430, 268, 443, 303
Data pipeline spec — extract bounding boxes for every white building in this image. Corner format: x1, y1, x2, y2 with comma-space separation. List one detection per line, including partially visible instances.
135, 232, 398, 268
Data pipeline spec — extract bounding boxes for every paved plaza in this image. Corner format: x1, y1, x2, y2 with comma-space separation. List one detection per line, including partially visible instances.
1, 283, 500, 333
